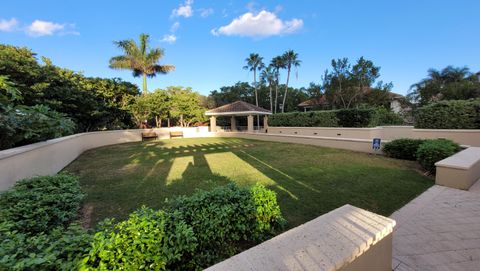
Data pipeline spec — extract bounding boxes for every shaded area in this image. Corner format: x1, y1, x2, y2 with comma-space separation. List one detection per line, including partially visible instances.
64, 137, 433, 227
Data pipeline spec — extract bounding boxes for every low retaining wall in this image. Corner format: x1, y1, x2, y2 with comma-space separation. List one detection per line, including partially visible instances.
435, 147, 480, 190
217, 132, 381, 154
267, 126, 480, 146
206, 204, 396, 271
0, 127, 210, 191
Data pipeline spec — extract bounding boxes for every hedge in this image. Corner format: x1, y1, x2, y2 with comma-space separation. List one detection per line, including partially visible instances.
269, 107, 403, 128
416, 139, 461, 173
0, 174, 89, 271
415, 99, 480, 129
83, 183, 285, 270
383, 139, 426, 160
0, 174, 84, 235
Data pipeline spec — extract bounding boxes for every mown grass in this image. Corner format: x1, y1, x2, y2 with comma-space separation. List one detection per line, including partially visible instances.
64, 137, 433, 228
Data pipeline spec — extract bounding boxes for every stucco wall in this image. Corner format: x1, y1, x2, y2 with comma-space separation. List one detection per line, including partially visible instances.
206, 204, 395, 271
268, 126, 480, 146
435, 147, 480, 190
0, 127, 210, 191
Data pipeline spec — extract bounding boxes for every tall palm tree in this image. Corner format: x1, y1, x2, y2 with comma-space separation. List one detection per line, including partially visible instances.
109, 33, 175, 95
270, 56, 286, 114
260, 65, 275, 112
281, 50, 301, 113
243, 53, 264, 127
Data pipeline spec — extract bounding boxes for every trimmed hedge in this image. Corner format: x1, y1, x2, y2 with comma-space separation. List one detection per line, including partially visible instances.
83, 183, 285, 270
383, 139, 426, 160
0, 174, 89, 271
269, 107, 403, 128
415, 99, 480, 129
0, 174, 84, 235
416, 139, 461, 173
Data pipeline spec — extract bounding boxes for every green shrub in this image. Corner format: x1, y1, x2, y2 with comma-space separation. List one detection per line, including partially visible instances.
82, 207, 197, 271
0, 222, 91, 271
269, 108, 402, 127
0, 174, 84, 235
383, 139, 426, 160
415, 99, 480, 129
373, 107, 404, 126
166, 183, 284, 269
335, 108, 376, 127
416, 139, 461, 172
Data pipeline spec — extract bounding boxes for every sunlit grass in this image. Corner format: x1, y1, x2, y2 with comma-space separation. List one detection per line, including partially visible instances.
64, 137, 433, 228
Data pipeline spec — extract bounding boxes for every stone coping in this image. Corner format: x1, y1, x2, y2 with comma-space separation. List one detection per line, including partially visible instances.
206, 204, 395, 271
238, 132, 386, 144
435, 147, 480, 170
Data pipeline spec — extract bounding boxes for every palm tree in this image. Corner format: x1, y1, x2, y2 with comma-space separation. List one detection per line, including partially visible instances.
109, 33, 175, 95
260, 65, 275, 112
270, 56, 286, 113
281, 50, 301, 113
243, 53, 264, 127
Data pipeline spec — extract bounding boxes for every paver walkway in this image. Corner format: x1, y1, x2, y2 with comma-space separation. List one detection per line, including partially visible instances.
391, 182, 480, 271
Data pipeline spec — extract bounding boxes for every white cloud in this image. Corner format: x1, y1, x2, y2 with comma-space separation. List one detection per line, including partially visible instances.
170, 22, 180, 32
199, 8, 214, 18
27, 20, 65, 36
211, 10, 303, 38
0, 18, 18, 32
161, 34, 177, 44
172, 0, 193, 18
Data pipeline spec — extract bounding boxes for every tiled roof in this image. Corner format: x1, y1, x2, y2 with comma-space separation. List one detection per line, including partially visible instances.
298, 96, 328, 107
205, 101, 271, 115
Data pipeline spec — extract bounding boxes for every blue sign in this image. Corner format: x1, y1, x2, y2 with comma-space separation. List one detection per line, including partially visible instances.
372, 138, 381, 150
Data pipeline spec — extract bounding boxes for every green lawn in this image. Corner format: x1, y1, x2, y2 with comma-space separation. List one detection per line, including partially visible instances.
64, 137, 433, 228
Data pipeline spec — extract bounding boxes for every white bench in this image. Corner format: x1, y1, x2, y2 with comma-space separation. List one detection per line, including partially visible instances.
435, 147, 480, 190
206, 204, 396, 271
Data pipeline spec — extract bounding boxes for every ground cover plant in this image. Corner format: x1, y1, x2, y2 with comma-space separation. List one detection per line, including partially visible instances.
65, 137, 433, 228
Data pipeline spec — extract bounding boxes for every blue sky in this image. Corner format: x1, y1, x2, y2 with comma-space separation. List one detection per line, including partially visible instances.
1, 0, 479, 96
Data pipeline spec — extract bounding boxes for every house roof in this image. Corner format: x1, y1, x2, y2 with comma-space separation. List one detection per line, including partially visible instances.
205, 101, 272, 116
298, 96, 328, 108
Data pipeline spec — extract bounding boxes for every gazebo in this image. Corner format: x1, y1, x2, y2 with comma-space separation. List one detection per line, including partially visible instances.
205, 101, 272, 132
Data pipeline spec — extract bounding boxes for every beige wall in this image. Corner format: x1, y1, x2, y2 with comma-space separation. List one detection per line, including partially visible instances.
0, 127, 211, 191
435, 147, 480, 190
268, 126, 480, 146
206, 204, 395, 271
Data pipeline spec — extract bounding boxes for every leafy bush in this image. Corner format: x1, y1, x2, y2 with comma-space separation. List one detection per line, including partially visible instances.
269, 108, 402, 128
82, 207, 197, 271
416, 139, 461, 172
372, 107, 405, 126
0, 174, 84, 234
415, 99, 480, 129
166, 183, 284, 268
0, 222, 91, 271
383, 139, 426, 160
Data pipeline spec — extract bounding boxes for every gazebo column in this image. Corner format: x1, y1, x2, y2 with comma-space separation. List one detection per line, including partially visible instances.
230, 116, 237, 132
247, 115, 254, 132
263, 115, 269, 132
210, 116, 217, 132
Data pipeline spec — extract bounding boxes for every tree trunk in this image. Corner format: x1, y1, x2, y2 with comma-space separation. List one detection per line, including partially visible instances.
142, 73, 148, 95
155, 116, 161, 127
274, 78, 279, 114
180, 114, 184, 127
269, 84, 273, 112
254, 69, 260, 128
282, 65, 291, 113
167, 118, 170, 128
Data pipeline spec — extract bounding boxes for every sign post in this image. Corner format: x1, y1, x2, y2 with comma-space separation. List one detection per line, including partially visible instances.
372, 138, 381, 151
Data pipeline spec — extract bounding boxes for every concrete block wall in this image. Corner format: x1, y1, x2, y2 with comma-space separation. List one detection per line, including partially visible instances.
206, 205, 396, 271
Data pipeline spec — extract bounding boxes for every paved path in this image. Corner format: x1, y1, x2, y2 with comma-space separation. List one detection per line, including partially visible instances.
391, 183, 480, 271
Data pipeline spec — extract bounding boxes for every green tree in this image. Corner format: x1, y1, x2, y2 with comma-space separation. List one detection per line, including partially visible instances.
244, 53, 265, 127
270, 56, 286, 113
281, 50, 301, 113
408, 66, 480, 105
168, 86, 207, 127
260, 65, 275, 112
109, 33, 175, 95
